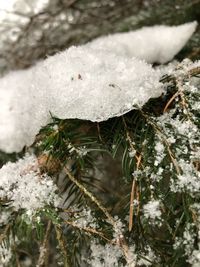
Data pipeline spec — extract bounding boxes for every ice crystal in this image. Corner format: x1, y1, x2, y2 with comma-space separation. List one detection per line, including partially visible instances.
0, 154, 60, 215
143, 200, 162, 220
137, 246, 157, 266
0, 243, 12, 266
0, 210, 11, 226
73, 207, 97, 229
88, 241, 124, 267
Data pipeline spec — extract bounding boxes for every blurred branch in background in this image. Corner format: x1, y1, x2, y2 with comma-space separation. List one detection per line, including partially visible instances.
0, 0, 200, 74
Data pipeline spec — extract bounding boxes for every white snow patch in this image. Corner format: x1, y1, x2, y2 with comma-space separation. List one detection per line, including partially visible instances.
88, 22, 197, 64
143, 200, 162, 220
137, 246, 157, 266
88, 241, 124, 267
0, 154, 59, 214
0, 22, 197, 153
0, 242, 12, 266
0, 210, 11, 225
0, 46, 162, 153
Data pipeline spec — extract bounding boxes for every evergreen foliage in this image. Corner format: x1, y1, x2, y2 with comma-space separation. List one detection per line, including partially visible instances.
0, 1, 200, 267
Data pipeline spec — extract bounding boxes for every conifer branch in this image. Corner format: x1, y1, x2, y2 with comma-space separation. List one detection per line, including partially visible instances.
37, 220, 52, 267
63, 166, 116, 226
64, 220, 113, 243
63, 165, 135, 266
0, 224, 10, 244
55, 225, 70, 267
140, 110, 181, 174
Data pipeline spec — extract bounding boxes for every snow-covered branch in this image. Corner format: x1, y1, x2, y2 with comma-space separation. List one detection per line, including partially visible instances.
0, 22, 197, 153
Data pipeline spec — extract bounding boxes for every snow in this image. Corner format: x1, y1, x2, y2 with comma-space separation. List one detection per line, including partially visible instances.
88, 241, 124, 267
0, 22, 197, 153
0, 0, 16, 12
0, 242, 12, 266
88, 241, 137, 267
0, 0, 49, 16
137, 246, 157, 266
0, 211, 11, 225
88, 21, 197, 64
143, 200, 162, 220
154, 139, 165, 166
0, 154, 59, 214
70, 206, 97, 229
171, 159, 200, 194
0, 46, 162, 153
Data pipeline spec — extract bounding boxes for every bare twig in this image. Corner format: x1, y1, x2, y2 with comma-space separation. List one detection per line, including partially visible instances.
37, 220, 52, 267
140, 110, 181, 175
63, 166, 135, 266
63, 166, 116, 227
65, 220, 113, 243
0, 224, 10, 244
55, 225, 70, 267
122, 116, 142, 232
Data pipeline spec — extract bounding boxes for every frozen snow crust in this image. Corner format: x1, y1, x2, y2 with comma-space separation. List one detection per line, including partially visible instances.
0, 22, 197, 153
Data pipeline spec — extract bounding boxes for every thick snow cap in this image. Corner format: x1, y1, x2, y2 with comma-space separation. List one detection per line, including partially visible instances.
0, 22, 197, 153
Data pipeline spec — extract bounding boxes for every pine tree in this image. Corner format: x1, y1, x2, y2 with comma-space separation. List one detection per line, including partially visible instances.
0, 1, 200, 267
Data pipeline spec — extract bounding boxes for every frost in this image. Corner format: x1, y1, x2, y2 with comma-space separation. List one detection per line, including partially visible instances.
88, 22, 197, 64
113, 217, 125, 240
0, 243, 12, 266
0, 235, 17, 266
0, 46, 162, 153
137, 246, 157, 266
143, 200, 162, 220
88, 241, 124, 267
180, 206, 200, 267
0, 154, 60, 215
189, 249, 200, 267
72, 206, 97, 229
154, 139, 165, 166
175, 223, 197, 264
128, 149, 136, 158
170, 159, 200, 194
67, 143, 88, 157
0, 0, 49, 17
0, 210, 11, 225
87, 241, 137, 267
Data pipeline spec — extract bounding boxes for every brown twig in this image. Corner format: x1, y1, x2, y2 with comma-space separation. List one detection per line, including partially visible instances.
63, 166, 116, 226
122, 116, 142, 232
37, 220, 52, 267
97, 122, 103, 143
0, 224, 10, 244
55, 225, 70, 267
63, 166, 135, 266
65, 220, 113, 243
140, 110, 181, 175
163, 90, 180, 113
128, 154, 142, 232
